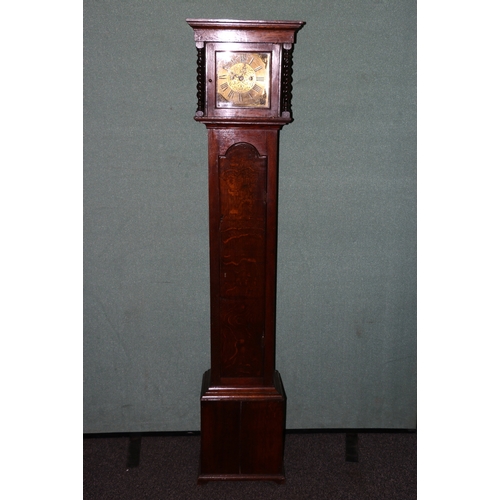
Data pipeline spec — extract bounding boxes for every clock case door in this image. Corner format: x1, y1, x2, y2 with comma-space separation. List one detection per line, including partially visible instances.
205, 43, 282, 120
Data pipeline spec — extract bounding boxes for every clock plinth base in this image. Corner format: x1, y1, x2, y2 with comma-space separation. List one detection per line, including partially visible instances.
198, 370, 286, 483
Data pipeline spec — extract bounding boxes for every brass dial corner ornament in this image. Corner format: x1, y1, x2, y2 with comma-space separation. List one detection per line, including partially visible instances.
216, 51, 270, 108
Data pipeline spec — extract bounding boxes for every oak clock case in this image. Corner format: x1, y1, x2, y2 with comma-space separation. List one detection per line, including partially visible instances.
186, 19, 304, 484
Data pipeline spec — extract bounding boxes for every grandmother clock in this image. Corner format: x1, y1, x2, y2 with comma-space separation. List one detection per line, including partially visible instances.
187, 19, 304, 483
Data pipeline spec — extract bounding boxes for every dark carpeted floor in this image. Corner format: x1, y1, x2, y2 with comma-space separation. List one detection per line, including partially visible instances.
84, 431, 416, 499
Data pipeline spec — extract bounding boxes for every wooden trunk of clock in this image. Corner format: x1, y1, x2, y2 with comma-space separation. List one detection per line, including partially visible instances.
187, 19, 304, 483
199, 125, 286, 483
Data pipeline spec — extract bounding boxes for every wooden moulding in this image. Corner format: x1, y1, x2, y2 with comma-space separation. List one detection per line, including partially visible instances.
200, 369, 286, 400
186, 18, 305, 45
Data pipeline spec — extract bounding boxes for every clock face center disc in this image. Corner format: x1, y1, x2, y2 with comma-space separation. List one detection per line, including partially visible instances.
228, 63, 256, 93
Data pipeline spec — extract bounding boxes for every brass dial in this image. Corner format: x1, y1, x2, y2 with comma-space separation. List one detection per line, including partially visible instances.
216, 52, 270, 108
226, 62, 257, 93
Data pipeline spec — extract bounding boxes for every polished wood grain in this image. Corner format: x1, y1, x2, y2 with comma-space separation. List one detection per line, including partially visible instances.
218, 143, 267, 378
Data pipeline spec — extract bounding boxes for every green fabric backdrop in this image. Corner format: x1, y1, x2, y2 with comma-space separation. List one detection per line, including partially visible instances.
84, 0, 416, 432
